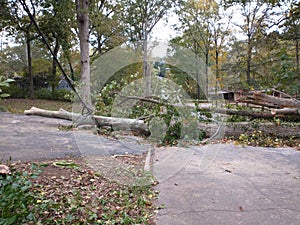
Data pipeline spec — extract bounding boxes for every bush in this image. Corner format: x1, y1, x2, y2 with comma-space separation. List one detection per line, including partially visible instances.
1, 84, 29, 98
35, 88, 74, 102
0, 76, 15, 98
52, 89, 74, 102
35, 88, 51, 99
0, 169, 35, 224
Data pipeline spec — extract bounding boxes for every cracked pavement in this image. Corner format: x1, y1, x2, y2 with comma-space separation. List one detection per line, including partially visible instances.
153, 144, 300, 225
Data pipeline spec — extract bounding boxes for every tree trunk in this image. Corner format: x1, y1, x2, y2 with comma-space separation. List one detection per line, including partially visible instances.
296, 39, 299, 73
238, 91, 300, 108
205, 49, 209, 97
214, 107, 300, 120
76, 0, 92, 108
68, 57, 75, 81
24, 107, 149, 134
246, 41, 252, 84
26, 30, 34, 99
215, 44, 219, 107
51, 37, 60, 91
143, 29, 151, 96
23, 107, 300, 139
195, 52, 200, 99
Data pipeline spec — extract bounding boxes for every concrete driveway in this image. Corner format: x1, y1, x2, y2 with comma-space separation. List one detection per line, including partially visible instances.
153, 144, 300, 225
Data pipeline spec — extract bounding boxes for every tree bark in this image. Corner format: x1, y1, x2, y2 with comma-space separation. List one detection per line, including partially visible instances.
296, 39, 299, 73
24, 107, 149, 134
246, 35, 252, 84
195, 52, 201, 99
26, 30, 34, 99
214, 108, 300, 120
112, 93, 300, 120
76, 0, 92, 108
238, 91, 300, 108
51, 37, 60, 91
143, 26, 151, 97
23, 107, 300, 139
205, 49, 209, 97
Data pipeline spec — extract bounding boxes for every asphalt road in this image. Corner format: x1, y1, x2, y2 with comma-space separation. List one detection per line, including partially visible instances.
1, 112, 300, 225
0, 112, 148, 161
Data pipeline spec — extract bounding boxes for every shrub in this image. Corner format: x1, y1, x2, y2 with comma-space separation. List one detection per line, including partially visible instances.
35, 88, 74, 102
35, 88, 51, 99
0, 169, 35, 224
0, 76, 15, 98
1, 83, 30, 98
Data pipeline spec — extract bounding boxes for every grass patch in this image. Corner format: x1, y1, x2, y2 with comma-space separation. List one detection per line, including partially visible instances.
0, 98, 72, 114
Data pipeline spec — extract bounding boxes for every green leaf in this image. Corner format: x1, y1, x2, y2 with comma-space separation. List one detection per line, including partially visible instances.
0, 93, 10, 98
2, 215, 17, 225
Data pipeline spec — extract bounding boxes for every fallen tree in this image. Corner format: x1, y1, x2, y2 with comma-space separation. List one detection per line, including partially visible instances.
114, 93, 300, 120
24, 107, 300, 140
24, 107, 149, 134
237, 91, 300, 109
214, 107, 300, 120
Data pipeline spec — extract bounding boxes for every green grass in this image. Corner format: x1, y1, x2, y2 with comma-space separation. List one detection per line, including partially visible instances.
0, 98, 72, 114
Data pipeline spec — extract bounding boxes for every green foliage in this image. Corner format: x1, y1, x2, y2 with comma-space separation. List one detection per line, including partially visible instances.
96, 71, 207, 145
0, 76, 14, 98
2, 84, 73, 101
89, 0, 126, 55
95, 71, 141, 116
1, 83, 30, 99
121, 0, 173, 45
271, 49, 300, 97
0, 169, 35, 224
225, 104, 248, 122
0, 162, 156, 225
35, 88, 74, 101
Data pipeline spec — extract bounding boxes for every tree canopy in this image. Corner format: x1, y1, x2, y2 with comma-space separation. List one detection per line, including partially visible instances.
0, 0, 299, 99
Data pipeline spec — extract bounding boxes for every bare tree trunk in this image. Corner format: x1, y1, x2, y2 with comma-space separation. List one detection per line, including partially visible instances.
68, 57, 75, 81
26, 30, 34, 99
246, 41, 252, 84
215, 44, 219, 107
51, 37, 60, 91
143, 29, 151, 96
76, 0, 92, 108
205, 50, 209, 97
195, 52, 200, 99
296, 39, 299, 73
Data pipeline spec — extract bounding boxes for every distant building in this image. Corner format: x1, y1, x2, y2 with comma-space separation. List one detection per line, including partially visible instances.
57, 77, 71, 90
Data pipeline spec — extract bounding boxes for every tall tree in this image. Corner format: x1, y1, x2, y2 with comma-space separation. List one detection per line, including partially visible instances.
76, 0, 92, 109
224, 0, 274, 85
40, 0, 77, 90
1, 0, 40, 98
89, 0, 125, 56
175, 0, 219, 97
121, 0, 173, 96
281, 1, 300, 73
